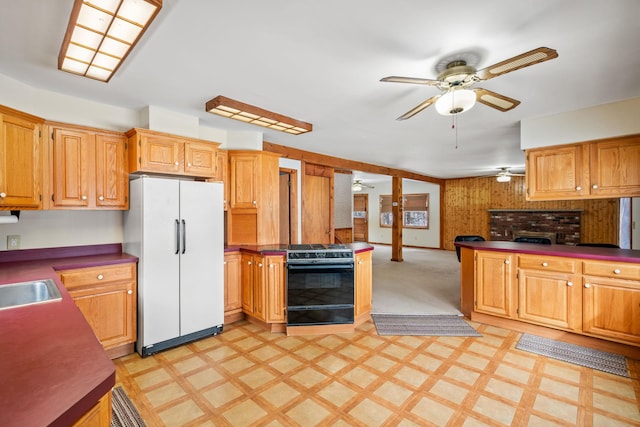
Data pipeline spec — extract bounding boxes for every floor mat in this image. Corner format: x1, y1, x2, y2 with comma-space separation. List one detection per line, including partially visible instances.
372, 314, 481, 336
516, 333, 629, 377
111, 386, 146, 427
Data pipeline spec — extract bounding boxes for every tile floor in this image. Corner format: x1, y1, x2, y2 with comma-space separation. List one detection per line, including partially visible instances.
114, 319, 640, 427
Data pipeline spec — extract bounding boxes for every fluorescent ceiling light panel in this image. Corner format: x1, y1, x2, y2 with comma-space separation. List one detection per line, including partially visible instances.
205, 96, 313, 135
58, 0, 162, 82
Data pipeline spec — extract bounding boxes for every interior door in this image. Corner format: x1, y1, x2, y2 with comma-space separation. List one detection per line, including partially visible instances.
353, 194, 368, 242
303, 172, 332, 243
179, 180, 224, 335
279, 172, 290, 244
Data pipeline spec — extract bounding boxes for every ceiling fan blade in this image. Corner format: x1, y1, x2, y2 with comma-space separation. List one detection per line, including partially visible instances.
380, 76, 441, 86
396, 95, 440, 120
475, 47, 558, 81
474, 88, 521, 112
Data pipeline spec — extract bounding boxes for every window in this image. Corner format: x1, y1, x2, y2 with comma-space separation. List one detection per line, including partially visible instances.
379, 193, 429, 229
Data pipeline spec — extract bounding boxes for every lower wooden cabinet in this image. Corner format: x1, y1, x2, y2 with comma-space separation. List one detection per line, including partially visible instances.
517, 255, 581, 331
57, 263, 137, 358
223, 251, 242, 323
355, 250, 372, 322
72, 391, 111, 427
582, 260, 640, 345
240, 253, 285, 327
475, 251, 515, 318
264, 256, 285, 323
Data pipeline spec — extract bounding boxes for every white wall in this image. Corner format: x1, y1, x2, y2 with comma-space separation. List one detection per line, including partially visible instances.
362, 178, 441, 248
521, 97, 640, 149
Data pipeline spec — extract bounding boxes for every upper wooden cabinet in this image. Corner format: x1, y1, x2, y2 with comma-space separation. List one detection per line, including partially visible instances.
126, 128, 219, 178
526, 134, 640, 200
46, 123, 128, 210
227, 150, 280, 245
0, 106, 44, 209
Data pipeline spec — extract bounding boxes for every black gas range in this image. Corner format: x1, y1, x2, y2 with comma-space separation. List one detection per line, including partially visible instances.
286, 244, 354, 264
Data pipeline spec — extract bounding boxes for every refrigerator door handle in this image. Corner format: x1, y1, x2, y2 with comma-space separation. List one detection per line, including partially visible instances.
182, 219, 186, 254
175, 219, 180, 254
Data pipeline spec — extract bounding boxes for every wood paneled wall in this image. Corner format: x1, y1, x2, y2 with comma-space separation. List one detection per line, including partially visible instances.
443, 176, 620, 250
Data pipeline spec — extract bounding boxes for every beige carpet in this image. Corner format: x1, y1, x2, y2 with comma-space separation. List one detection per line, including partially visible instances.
371, 245, 462, 315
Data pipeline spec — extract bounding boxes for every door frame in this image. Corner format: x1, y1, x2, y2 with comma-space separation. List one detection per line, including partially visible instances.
279, 168, 298, 244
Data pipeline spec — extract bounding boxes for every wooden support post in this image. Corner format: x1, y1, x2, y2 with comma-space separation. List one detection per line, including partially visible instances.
391, 176, 403, 262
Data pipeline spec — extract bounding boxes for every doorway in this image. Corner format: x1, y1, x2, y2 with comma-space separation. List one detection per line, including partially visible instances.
353, 193, 368, 242
279, 168, 298, 244
302, 164, 333, 244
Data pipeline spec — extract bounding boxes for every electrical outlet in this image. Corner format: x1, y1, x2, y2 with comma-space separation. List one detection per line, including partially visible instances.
7, 235, 21, 250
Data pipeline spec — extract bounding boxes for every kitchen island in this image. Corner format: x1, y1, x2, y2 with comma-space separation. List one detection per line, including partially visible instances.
455, 240, 640, 358
0, 244, 137, 427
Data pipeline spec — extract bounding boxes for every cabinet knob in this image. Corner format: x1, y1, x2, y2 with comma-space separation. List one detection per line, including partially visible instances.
567, 281, 573, 287
269, 264, 274, 268
127, 290, 132, 295
542, 262, 548, 267
613, 269, 621, 274
504, 259, 510, 265
187, 163, 192, 167
223, 261, 227, 265
584, 283, 591, 288
575, 186, 582, 191
0, 192, 6, 198
248, 261, 252, 266
98, 196, 104, 201
592, 184, 599, 189
175, 161, 179, 166
81, 195, 87, 200
258, 263, 263, 268
97, 274, 104, 280
252, 200, 257, 205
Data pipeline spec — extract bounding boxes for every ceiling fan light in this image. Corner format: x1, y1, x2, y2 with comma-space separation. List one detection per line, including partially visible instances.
435, 89, 477, 116
496, 174, 511, 183
352, 183, 362, 192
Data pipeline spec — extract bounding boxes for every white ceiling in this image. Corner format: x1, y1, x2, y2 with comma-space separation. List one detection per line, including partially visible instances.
1, 1, 639, 180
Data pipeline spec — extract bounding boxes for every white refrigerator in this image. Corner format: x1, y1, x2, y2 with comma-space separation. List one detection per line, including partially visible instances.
124, 176, 224, 356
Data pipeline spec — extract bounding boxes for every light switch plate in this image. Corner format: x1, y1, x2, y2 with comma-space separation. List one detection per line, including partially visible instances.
7, 235, 20, 250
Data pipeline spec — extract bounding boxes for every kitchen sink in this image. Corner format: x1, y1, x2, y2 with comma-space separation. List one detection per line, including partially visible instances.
0, 279, 62, 311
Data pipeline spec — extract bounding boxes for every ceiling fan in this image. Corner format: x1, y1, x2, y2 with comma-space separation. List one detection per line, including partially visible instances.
495, 167, 525, 182
381, 47, 558, 120
352, 180, 375, 191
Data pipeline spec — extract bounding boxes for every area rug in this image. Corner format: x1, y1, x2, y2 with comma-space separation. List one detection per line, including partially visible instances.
372, 314, 481, 337
516, 333, 629, 377
111, 386, 147, 427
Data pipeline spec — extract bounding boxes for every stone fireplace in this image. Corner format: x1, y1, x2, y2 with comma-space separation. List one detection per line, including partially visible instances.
489, 210, 582, 245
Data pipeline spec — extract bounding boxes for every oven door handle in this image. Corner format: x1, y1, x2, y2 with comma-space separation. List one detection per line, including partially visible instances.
287, 263, 354, 270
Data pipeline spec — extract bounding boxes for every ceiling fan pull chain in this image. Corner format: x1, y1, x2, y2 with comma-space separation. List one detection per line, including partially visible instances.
451, 114, 458, 149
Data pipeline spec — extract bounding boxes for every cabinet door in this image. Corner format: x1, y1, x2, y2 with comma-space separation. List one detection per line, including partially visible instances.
184, 140, 216, 178
241, 254, 254, 314
252, 256, 266, 321
68, 281, 135, 350
518, 269, 581, 331
230, 154, 258, 209
590, 136, 640, 197
0, 112, 41, 208
138, 133, 182, 174
355, 251, 373, 317
95, 133, 128, 209
215, 150, 229, 210
475, 251, 515, 318
583, 276, 640, 345
224, 252, 242, 313
264, 256, 285, 323
51, 127, 92, 207
526, 145, 589, 200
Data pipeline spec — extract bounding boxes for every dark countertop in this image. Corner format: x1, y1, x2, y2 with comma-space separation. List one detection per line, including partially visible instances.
225, 242, 374, 255
454, 240, 640, 263
0, 244, 138, 427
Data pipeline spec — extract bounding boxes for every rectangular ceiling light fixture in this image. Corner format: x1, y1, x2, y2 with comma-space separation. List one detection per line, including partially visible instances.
58, 0, 162, 82
205, 95, 313, 135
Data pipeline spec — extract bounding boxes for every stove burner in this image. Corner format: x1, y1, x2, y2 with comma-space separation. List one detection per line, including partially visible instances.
286, 244, 354, 264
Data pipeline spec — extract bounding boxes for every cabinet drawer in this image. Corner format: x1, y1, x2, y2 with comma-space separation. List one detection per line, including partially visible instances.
583, 260, 640, 280
58, 263, 135, 289
518, 255, 577, 273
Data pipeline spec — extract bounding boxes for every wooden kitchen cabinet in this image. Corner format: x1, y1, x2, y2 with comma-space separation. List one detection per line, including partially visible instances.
526, 134, 640, 200
517, 255, 581, 331
224, 251, 242, 323
57, 262, 137, 358
355, 250, 372, 324
227, 151, 280, 245
475, 250, 515, 318
0, 105, 44, 209
264, 256, 285, 323
582, 260, 640, 345
241, 253, 265, 320
47, 123, 128, 210
214, 149, 229, 210
72, 392, 111, 427
241, 252, 285, 328
126, 128, 219, 178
